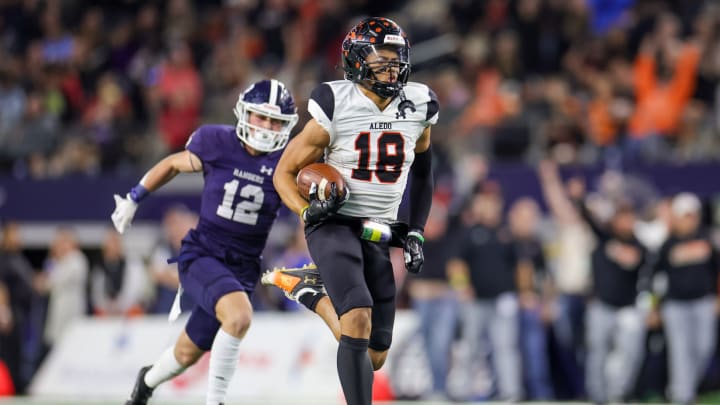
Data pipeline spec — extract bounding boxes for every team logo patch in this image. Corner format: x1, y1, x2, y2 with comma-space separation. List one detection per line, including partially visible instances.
396, 99, 416, 119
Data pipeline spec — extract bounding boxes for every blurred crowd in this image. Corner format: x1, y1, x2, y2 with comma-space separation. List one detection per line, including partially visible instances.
395, 157, 720, 403
2, 0, 720, 402
0, 0, 719, 177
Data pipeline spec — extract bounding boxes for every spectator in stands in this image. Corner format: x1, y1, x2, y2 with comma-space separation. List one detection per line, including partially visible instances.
509, 197, 555, 400
0, 0, 717, 173
148, 40, 202, 152
653, 193, 719, 405
448, 182, 523, 401
90, 230, 147, 317
627, 15, 702, 161
634, 197, 672, 255
407, 198, 458, 400
82, 72, 133, 170
586, 74, 623, 150
570, 177, 648, 404
0, 221, 34, 394
39, 6, 76, 65
163, 0, 197, 45
147, 205, 197, 314
456, 30, 524, 138
0, 86, 59, 179
0, 66, 27, 149
537, 160, 592, 398
542, 77, 584, 164
33, 228, 89, 354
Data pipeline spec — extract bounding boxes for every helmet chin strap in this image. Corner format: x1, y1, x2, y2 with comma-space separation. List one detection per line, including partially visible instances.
360, 67, 395, 97
364, 81, 397, 99
360, 77, 416, 119
361, 65, 414, 117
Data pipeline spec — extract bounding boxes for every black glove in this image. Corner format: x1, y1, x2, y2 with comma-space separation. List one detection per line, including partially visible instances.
302, 182, 347, 225
404, 230, 424, 274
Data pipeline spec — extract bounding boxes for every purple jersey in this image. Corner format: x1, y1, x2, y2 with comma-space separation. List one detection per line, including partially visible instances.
185, 124, 282, 257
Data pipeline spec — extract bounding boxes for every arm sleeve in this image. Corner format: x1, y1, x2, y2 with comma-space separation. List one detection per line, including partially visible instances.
710, 241, 720, 276
635, 246, 653, 293
670, 44, 701, 102
452, 227, 472, 262
633, 53, 656, 102
408, 145, 434, 232
574, 198, 609, 241
307, 83, 335, 140
652, 243, 669, 276
535, 245, 548, 276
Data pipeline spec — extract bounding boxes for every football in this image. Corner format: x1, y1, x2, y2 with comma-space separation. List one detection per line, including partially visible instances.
296, 162, 346, 201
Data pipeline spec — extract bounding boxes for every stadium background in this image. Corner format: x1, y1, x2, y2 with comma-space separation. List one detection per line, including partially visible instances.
1, 0, 720, 403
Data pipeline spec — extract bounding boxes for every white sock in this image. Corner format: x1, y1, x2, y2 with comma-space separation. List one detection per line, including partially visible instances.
144, 347, 186, 388
207, 329, 242, 405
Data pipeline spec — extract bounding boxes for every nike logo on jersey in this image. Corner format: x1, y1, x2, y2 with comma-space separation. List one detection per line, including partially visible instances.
369, 122, 393, 130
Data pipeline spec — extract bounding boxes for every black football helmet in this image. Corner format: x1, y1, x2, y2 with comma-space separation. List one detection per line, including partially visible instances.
341, 17, 411, 99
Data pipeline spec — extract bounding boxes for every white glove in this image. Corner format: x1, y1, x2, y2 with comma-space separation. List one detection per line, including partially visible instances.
111, 193, 138, 234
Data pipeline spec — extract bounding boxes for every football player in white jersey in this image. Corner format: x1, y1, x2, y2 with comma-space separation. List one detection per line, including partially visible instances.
264, 17, 438, 405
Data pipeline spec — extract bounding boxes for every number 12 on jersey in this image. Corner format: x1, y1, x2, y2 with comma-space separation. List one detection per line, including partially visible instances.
351, 132, 405, 183
216, 180, 264, 225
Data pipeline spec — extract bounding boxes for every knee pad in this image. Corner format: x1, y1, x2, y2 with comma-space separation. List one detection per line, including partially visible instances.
369, 328, 392, 351
369, 297, 395, 351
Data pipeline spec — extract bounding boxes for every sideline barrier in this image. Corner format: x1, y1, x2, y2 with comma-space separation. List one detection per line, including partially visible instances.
29, 312, 421, 402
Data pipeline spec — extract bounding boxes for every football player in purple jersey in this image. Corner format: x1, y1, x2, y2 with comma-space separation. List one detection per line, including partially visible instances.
111, 79, 298, 405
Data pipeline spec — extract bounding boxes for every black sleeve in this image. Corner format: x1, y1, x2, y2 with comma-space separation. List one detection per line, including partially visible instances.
652, 242, 669, 276
408, 145, 433, 232
574, 198, 609, 241
507, 238, 520, 268
309, 83, 334, 121
454, 227, 472, 262
534, 243, 547, 275
710, 243, 720, 276
635, 245, 653, 294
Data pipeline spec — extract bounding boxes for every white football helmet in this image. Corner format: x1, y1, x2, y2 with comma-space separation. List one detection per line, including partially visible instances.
233, 79, 299, 152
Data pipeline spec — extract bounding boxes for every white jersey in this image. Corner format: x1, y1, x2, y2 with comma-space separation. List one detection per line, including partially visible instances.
308, 80, 439, 219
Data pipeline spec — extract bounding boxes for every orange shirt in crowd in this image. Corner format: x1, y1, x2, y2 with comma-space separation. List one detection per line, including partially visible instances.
588, 99, 617, 146
157, 64, 203, 151
458, 69, 505, 134
629, 44, 701, 138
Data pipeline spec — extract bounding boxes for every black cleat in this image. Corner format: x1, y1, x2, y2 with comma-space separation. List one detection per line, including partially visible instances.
125, 365, 154, 405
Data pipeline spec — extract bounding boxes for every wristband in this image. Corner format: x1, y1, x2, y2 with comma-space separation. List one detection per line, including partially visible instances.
300, 205, 309, 221
407, 231, 424, 243
129, 184, 150, 203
